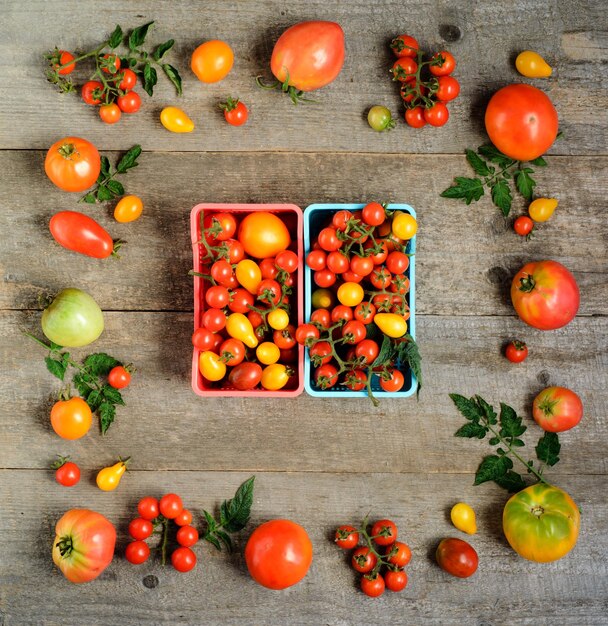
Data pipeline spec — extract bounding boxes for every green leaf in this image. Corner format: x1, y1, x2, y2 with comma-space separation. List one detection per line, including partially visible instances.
515, 168, 536, 200
142, 62, 157, 96
116, 145, 142, 173
491, 179, 512, 216
205, 533, 222, 551
495, 470, 527, 493
108, 25, 123, 49
98, 402, 116, 434
72, 372, 95, 398
511, 438, 525, 447
449, 394, 483, 422
129, 21, 154, 50
106, 180, 124, 196
83, 353, 119, 377
162, 63, 182, 96
530, 156, 547, 167
219, 476, 255, 533
476, 395, 498, 425
45, 356, 67, 380
489, 436, 500, 446
202, 509, 217, 531
101, 385, 125, 406
100, 156, 111, 176
440, 177, 484, 205
153, 39, 175, 61
396, 335, 422, 396
478, 145, 516, 168
455, 422, 487, 439
82, 192, 96, 204
466, 149, 491, 176
371, 335, 395, 368
216, 530, 233, 552
499, 402, 527, 438
474, 454, 513, 485
536, 432, 560, 467
86, 390, 103, 411
96, 185, 113, 202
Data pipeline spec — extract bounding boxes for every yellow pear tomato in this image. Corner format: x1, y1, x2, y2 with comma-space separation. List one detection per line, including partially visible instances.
515, 51, 552, 78
236, 259, 262, 294
528, 197, 558, 222
450, 502, 477, 534
374, 313, 407, 338
225, 313, 258, 348
199, 350, 227, 381
160, 107, 194, 133
96, 459, 129, 492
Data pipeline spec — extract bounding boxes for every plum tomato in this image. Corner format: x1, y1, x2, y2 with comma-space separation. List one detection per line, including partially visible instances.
436, 538, 478, 577
371, 519, 398, 546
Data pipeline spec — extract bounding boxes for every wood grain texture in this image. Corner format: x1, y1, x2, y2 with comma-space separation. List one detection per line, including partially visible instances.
3, 311, 606, 474
1, 151, 607, 314
0, 470, 606, 626
1, 0, 606, 154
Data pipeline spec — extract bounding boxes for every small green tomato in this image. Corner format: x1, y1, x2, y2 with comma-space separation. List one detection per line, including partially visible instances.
367, 106, 395, 132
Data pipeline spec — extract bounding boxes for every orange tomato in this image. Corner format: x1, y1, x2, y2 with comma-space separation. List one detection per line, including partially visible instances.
51, 397, 92, 440
237, 212, 291, 259
114, 195, 144, 223
191, 40, 234, 83
45, 137, 101, 192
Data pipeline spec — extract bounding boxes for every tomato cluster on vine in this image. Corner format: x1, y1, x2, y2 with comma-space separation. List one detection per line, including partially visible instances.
299, 203, 419, 403
335, 519, 412, 597
126, 494, 198, 572
389, 34, 459, 128
193, 211, 300, 392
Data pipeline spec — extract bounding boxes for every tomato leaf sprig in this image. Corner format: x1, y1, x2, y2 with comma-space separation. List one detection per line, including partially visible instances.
440, 145, 548, 216
202, 476, 255, 551
450, 393, 560, 492
81, 145, 141, 204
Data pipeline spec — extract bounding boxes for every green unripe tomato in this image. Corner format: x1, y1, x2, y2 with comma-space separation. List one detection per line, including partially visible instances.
367, 105, 395, 132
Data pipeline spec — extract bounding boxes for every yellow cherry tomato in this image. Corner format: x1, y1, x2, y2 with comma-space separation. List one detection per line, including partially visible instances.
267, 308, 289, 330
374, 313, 407, 338
256, 342, 281, 365
391, 212, 418, 240
191, 40, 234, 83
160, 106, 194, 133
235, 259, 262, 294
450, 502, 477, 535
515, 51, 552, 78
528, 197, 558, 222
261, 363, 290, 391
114, 195, 143, 223
337, 282, 364, 307
311, 288, 334, 310
199, 350, 227, 381
226, 313, 258, 348
96, 459, 129, 492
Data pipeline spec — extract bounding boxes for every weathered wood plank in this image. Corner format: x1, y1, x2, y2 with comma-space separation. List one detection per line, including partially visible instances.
0, 470, 605, 626
1, 0, 606, 154
3, 311, 606, 474
1, 151, 607, 315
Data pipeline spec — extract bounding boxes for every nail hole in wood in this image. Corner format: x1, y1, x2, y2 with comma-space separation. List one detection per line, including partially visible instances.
537, 370, 551, 386
439, 24, 462, 43
143, 574, 159, 589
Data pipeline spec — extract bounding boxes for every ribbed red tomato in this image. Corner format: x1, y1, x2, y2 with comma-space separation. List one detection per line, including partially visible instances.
49, 211, 115, 259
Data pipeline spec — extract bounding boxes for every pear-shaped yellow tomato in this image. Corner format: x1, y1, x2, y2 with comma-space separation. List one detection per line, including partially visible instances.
160, 107, 194, 133
235, 259, 262, 294
374, 313, 407, 338
199, 351, 227, 381
391, 212, 417, 240
503, 483, 580, 562
96, 459, 129, 492
267, 308, 289, 331
528, 197, 558, 222
450, 503, 477, 535
256, 342, 281, 365
261, 364, 291, 390
515, 51, 552, 78
114, 195, 143, 223
226, 313, 258, 348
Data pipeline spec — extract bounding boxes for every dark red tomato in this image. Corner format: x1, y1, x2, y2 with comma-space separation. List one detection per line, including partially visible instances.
344, 369, 367, 391
273, 325, 296, 349
228, 362, 263, 390
159, 494, 183, 519
116, 91, 141, 113
391, 34, 419, 58
355, 339, 379, 364
371, 519, 398, 546
335, 525, 359, 549
229, 288, 255, 314
81, 81, 104, 105
224, 238, 245, 264
435, 75, 460, 102
384, 569, 408, 592
54, 460, 80, 487
306, 249, 327, 271
342, 320, 366, 345
309, 341, 333, 366
370, 268, 392, 290
125, 540, 150, 565
259, 257, 279, 280
314, 269, 336, 288
350, 255, 374, 277
270, 21, 345, 92
362, 202, 385, 226
171, 547, 196, 572
405, 106, 427, 128
424, 102, 450, 127
342, 270, 363, 284
310, 309, 331, 329
386, 251, 409, 275
436, 538, 478, 578
332, 210, 353, 231
219, 338, 246, 366
49, 211, 114, 259
211, 259, 235, 286
117, 68, 137, 91
351, 547, 378, 573
354, 302, 376, 325
280, 346, 298, 363
257, 279, 282, 306
137, 497, 159, 521
505, 340, 528, 363
331, 305, 353, 324
102, 54, 120, 74
222, 100, 249, 126
361, 573, 385, 597
176, 525, 199, 547
386, 541, 412, 567
326, 251, 350, 274
202, 308, 226, 332
314, 363, 339, 389
128, 518, 153, 540
430, 51, 456, 76
275, 250, 298, 273
205, 285, 230, 309
295, 323, 320, 345
318, 227, 343, 251
108, 366, 131, 389
514, 216, 534, 237
391, 57, 418, 82
380, 369, 405, 392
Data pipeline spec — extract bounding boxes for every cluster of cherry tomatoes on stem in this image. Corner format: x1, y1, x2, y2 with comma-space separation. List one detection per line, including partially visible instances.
126, 494, 199, 573
389, 34, 459, 128
335, 519, 412, 597
193, 211, 300, 391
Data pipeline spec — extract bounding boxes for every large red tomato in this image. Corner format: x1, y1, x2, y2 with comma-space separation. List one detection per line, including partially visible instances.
245, 519, 313, 589
45, 137, 101, 192
485, 84, 558, 161
511, 260, 579, 330
237, 212, 291, 259
533, 386, 583, 432
270, 21, 345, 92
52, 509, 116, 583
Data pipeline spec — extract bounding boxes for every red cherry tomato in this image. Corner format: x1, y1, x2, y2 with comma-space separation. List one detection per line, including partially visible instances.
341, 320, 366, 345
222, 99, 249, 126
361, 573, 385, 597
171, 547, 197, 572
306, 249, 327, 271
159, 493, 183, 519
424, 102, 450, 127
354, 302, 376, 325
137, 497, 159, 521
514, 216, 534, 237
108, 366, 131, 389
314, 363, 339, 389
362, 202, 386, 226
99, 103, 121, 124
55, 50, 76, 75
219, 338, 246, 366
309, 341, 333, 366
176, 525, 199, 547
314, 269, 336, 288
505, 340, 528, 363
391, 57, 418, 82
228, 362, 263, 390
205, 285, 230, 309
102, 54, 121, 74
275, 250, 298, 273
81, 81, 104, 105
350, 255, 374, 277
343, 369, 367, 391
355, 339, 379, 364
430, 51, 456, 76
54, 460, 81, 487
380, 369, 405, 392
202, 308, 226, 332
335, 525, 359, 549
385, 569, 408, 592
386, 541, 412, 567
371, 519, 398, 546
326, 251, 350, 274
318, 227, 343, 252
125, 540, 150, 565
351, 547, 378, 573
390, 34, 419, 58
116, 91, 141, 113
117, 68, 137, 90
405, 107, 427, 128
228, 288, 255, 314
332, 210, 353, 231
435, 76, 460, 102
128, 518, 153, 540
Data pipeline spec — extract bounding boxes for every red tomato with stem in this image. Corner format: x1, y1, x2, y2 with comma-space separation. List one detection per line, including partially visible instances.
371, 519, 398, 546
342, 270, 363, 284
219, 338, 246, 366
344, 369, 367, 391
436, 538, 478, 578
405, 107, 427, 128
49, 211, 114, 259
211, 259, 235, 286
102, 54, 120, 74
430, 51, 456, 76
314, 363, 339, 389
351, 547, 377, 573
332, 210, 353, 231
335, 525, 359, 549
117, 91, 141, 113
354, 302, 376, 325
224, 239, 245, 264
55, 50, 76, 75
355, 339, 379, 364
386, 541, 412, 567
228, 288, 255, 314
45, 137, 101, 192
380, 369, 405, 392
309, 341, 333, 366
318, 227, 343, 251
295, 324, 320, 345
81, 81, 104, 105
361, 573, 385, 597
275, 250, 298, 273
331, 305, 353, 324
259, 258, 279, 280
205, 213, 237, 242
273, 325, 296, 349
505, 340, 528, 363
54, 459, 81, 487
310, 309, 331, 328
221, 98, 248, 126
117, 68, 137, 90
342, 320, 366, 344
424, 102, 449, 127
435, 76, 460, 102
391, 57, 418, 82
391, 34, 419, 58
384, 569, 408, 592
257, 279, 282, 306
532, 386, 583, 432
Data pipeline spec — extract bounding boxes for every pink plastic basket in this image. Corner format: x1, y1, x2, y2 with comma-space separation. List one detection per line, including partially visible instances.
190, 203, 304, 397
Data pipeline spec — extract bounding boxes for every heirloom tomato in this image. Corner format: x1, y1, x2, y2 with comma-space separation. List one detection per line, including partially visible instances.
45, 137, 100, 192
485, 84, 558, 161
245, 520, 313, 589
238, 212, 291, 258
532, 386, 583, 432
270, 21, 345, 92
49, 211, 114, 259
503, 483, 580, 562
436, 538, 478, 578
191, 40, 234, 83
511, 260, 579, 330
52, 509, 116, 583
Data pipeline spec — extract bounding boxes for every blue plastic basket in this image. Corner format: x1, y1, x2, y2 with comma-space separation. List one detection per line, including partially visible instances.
303, 203, 417, 399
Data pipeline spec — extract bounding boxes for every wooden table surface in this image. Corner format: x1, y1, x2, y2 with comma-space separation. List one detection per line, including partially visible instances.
1, 2, 607, 624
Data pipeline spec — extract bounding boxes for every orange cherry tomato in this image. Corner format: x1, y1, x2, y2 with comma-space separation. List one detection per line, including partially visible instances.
99, 103, 121, 124
191, 40, 234, 83
114, 195, 144, 223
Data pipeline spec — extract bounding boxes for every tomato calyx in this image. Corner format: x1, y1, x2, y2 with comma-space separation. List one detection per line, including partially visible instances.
255, 69, 317, 105
55, 535, 74, 557
512, 339, 527, 351
57, 143, 80, 160
51, 454, 72, 470
531, 504, 545, 518
518, 273, 536, 293
218, 96, 240, 112
537, 397, 559, 416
